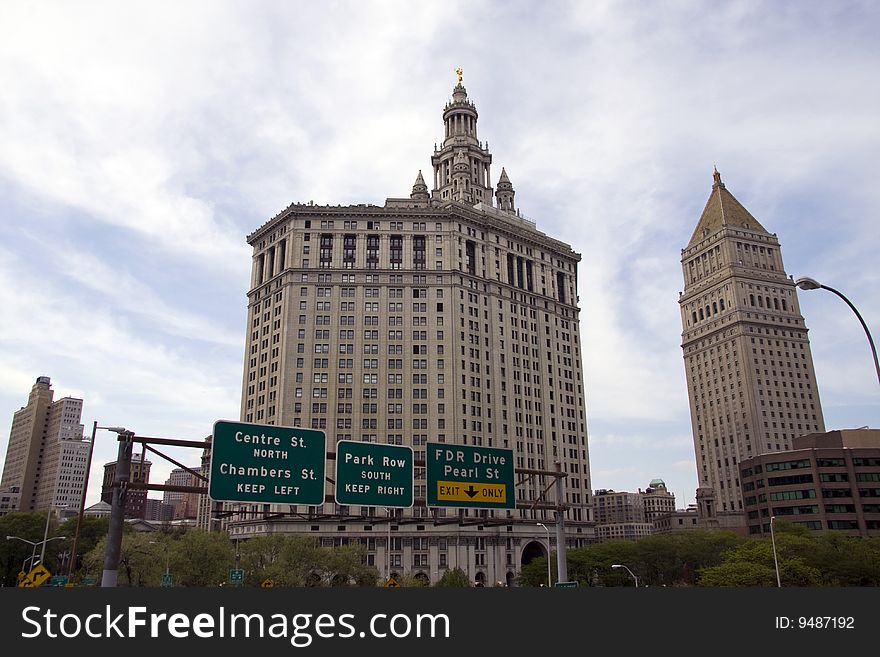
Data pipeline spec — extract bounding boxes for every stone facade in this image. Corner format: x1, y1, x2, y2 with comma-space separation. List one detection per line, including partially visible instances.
1, 376, 88, 513
593, 480, 677, 541
641, 478, 676, 522
679, 171, 825, 520
222, 78, 595, 584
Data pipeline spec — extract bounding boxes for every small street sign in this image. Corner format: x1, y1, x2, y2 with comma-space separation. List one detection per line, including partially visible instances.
209, 420, 326, 505
229, 568, 244, 584
19, 563, 52, 588
555, 581, 579, 588
335, 442, 413, 508
426, 442, 515, 509
161, 573, 173, 588
49, 575, 69, 587
261, 578, 275, 588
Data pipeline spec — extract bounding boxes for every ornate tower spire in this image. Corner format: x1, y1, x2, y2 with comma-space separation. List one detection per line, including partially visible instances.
430, 75, 494, 206
495, 167, 515, 212
410, 170, 429, 201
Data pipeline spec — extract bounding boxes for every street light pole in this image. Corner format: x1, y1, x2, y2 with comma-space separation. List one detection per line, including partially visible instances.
612, 564, 639, 587
795, 276, 880, 387
7, 536, 39, 573
537, 522, 551, 587
149, 541, 170, 577
770, 516, 782, 588
102, 427, 134, 587
553, 461, 568, 584
7, 535, 67, 573
386, 507, 393, 582
38, 507, 52, 566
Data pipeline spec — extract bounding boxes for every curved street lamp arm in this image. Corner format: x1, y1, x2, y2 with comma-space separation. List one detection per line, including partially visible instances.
819, 284, 880, 387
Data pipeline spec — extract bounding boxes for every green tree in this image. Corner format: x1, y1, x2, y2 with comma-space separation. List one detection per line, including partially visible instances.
808, 533, 880, 586
435, 566, 471, 587
318, 543, 379, 587
395, 572, 430, 587
235, 535, 378, 587
170, 530, 234, 586
518, 530, 743, 588
238, 535, 295, 586
698, 561, 778, 587
81, 533, 165, 586
57, 516, 110, 576
280, 535, 325, 586
0, 512, 54, 586
517, 556, 551, 587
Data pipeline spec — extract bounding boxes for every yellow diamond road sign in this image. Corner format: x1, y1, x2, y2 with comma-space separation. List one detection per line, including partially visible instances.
19, 563, 52, 588
436, 481, 507, 504
261, 578, 275, 588
385, 577, 399, 588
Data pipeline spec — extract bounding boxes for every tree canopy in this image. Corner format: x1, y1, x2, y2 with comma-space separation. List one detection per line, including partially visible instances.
517, 525, 880, 587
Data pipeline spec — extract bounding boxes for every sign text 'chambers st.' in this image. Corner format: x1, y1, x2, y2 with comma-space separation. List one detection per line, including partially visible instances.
209, 420, 326, 505
426, 442, 515, 509
334, 441, 413, 508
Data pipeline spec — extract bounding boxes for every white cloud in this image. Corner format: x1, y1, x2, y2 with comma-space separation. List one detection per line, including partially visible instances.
0, 1, 878, 510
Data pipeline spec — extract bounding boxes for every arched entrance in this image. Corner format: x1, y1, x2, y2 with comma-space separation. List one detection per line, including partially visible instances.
413, 572, 430, 587
521, 540, 547, 567
474, 571, 486, 587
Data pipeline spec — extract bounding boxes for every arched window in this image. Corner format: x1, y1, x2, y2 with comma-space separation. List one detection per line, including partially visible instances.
720, 299, 726, 311
758, 296, 764, 307
782, 299, 787, 311
766, 297, 771, 308
750, 294, 755, 306
699, 308, 704, 320
692, 311, 698, 324
705, 305, 711, 319
712, 302, 718, 315
774, 298, 780, 310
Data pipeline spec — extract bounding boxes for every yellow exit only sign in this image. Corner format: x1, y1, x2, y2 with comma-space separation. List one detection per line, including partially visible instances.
436, 481, 507, 504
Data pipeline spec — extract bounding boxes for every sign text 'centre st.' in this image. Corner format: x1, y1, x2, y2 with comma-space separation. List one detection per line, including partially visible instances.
209, 420, 326, 505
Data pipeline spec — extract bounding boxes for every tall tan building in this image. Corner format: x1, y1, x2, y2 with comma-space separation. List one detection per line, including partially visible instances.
1, 376, 89, 513
679, 171, 825, 518
227, 77, 594, 584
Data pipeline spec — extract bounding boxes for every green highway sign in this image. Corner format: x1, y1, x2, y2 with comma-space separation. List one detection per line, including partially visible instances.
426, 442, 515, 509
209, 420, 326, 505
229, 569, 244, 584
161, 573, 173, 588
334, 441, 413, 508
555, 581, 579, 588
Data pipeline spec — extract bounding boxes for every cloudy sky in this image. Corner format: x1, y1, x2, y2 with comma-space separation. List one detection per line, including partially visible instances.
1, 1, 878, 509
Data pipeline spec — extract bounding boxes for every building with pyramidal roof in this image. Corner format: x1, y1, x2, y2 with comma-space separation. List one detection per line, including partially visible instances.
679, 170, 825, 523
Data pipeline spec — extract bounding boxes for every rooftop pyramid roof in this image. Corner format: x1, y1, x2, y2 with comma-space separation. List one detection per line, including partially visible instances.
688, 169, 770, 246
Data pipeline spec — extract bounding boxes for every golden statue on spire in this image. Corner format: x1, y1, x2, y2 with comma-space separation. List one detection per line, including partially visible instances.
455, 67, 463, 83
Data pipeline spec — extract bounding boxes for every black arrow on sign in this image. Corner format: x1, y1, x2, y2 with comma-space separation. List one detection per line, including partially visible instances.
465, 485, 479, 498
